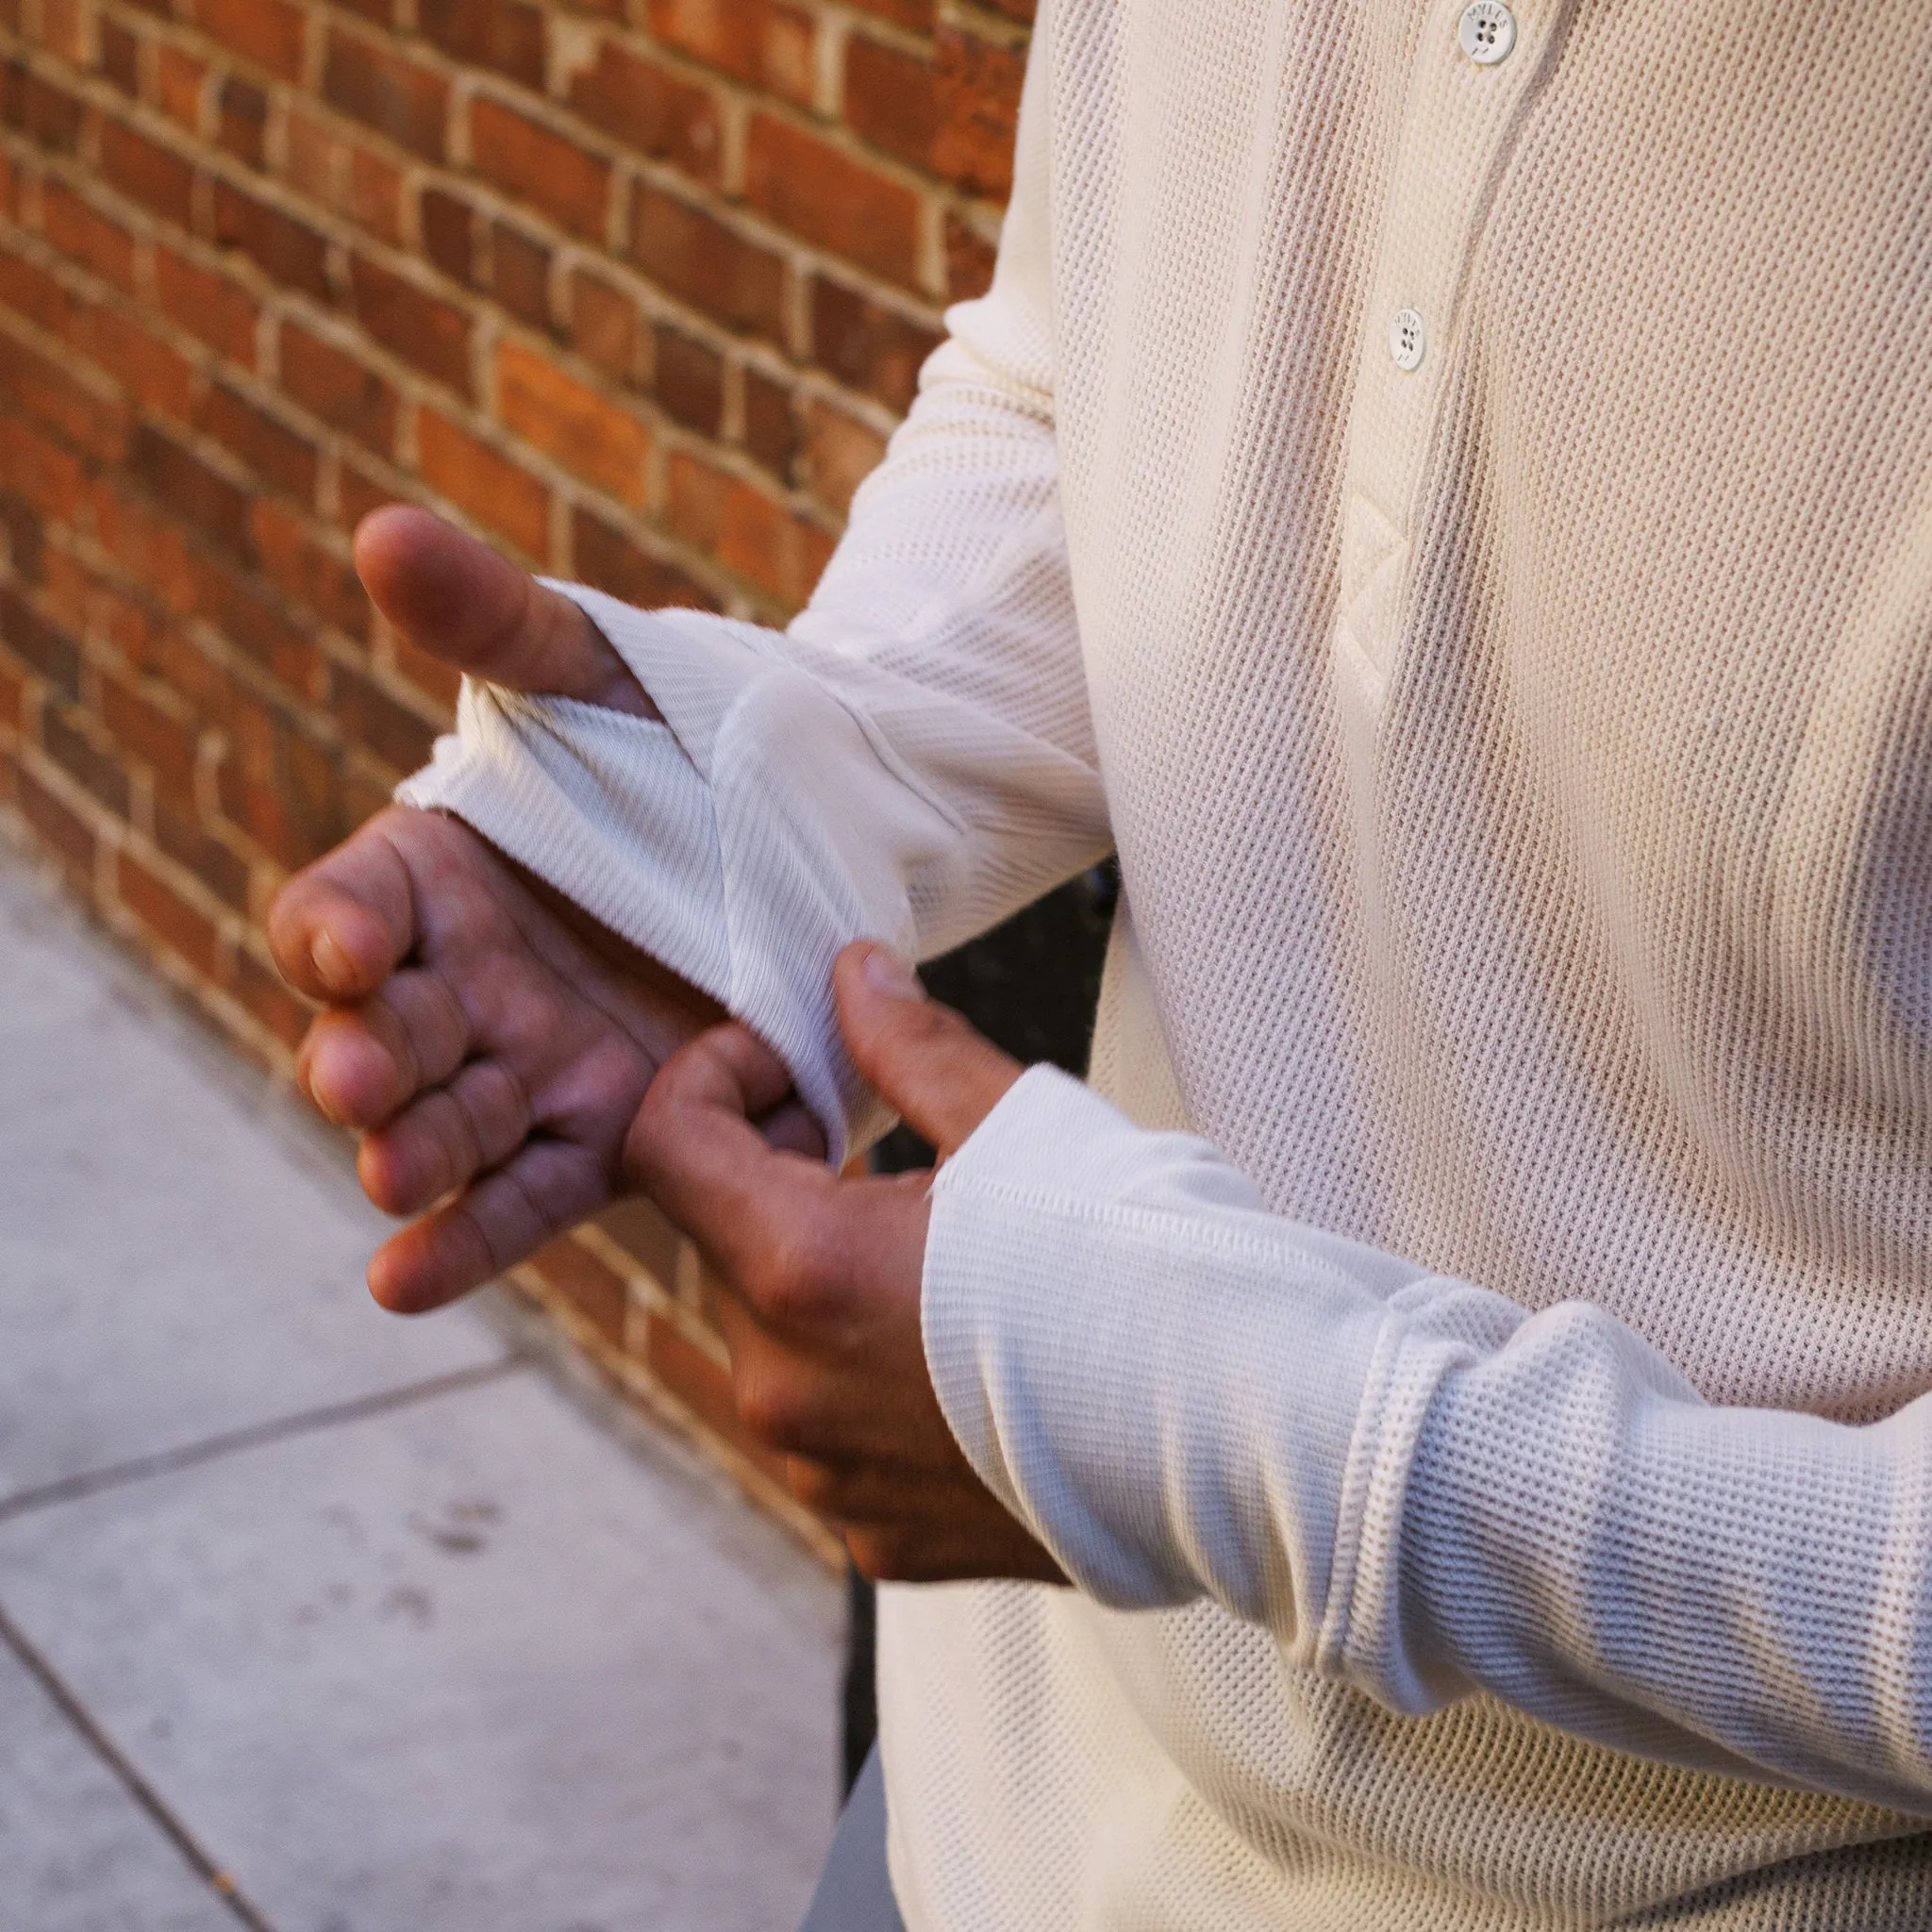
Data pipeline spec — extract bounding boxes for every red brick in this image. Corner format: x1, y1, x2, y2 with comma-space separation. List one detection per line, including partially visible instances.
118, 847, 223, 975
566, 40, 722, 188
420, 188, 475, 283
741, 366, 795, 479
844, 36, 936, 171
196, 383, 319, 503
331, 659, 437, 772
153, 248, 258, 363
217, 74, 269, 169
3, 59, 86, 154
645, 0, 815, 104
278, 322, 397, 454
16, 760, 97, 880
933, 26, 1024, 198
495, 340, 650, 504
188, 550, 323, 694
99, 18, 139, 96
419, 0, 545, 88
192, 0, 308, 82
416, 409, 550, 558
469, 97, 610, 242
323, 29, 448, 161
744, 115, 921, 291
666, 453, 834, 610
350, 255, 474, 395
132, 425, 254, 559
843, 0, 935, 27
651, 324, 721, 434
345, 142, 406, 243
74, 304, 195, 423
0, 487, 45, 583
568, 267, 640, 384
88, 480, 198, 614
388, 627, 460, 710
629, 185, 785, 342
0, 330, 130, 463
808, 277, 939, 411
335, 455, 399, 535
100, 670, 199, 792
98, 116, 197, 227
530, 1235, 628, 1347
42, 701, 132, 818
800, 398, 886, 518
487, 221, 552, 328
232, 941, 310, 1046
0, 415, 83, 525
41, 179, 138, 289
945, 210, 996, 302
0, 584, 82, 698
249, 500, 370, 637
155, 44, 208, 133
36, 0, 91, 63
212, 181, 331, 299
572, 508, 709, 610
0, 240, 69, 334
0, 645, 24, 730
213, 725, 343, 868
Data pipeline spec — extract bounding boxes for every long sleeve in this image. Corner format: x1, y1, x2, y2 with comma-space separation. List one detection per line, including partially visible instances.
398, 15, 1108, 1162
925, 1065, 1932, 1820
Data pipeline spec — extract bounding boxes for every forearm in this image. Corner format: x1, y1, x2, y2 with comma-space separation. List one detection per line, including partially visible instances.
926, 1066, 1932, 1816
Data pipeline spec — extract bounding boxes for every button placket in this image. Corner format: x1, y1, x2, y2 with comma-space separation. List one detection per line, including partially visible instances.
1333, 0, 1556, 711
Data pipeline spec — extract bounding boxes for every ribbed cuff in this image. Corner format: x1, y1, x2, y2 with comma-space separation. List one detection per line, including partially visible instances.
922, 1065, 1417, 1649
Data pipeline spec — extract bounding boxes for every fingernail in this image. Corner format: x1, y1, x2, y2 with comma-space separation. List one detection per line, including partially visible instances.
312, 929, 351, 995
861, 945, 924, 1001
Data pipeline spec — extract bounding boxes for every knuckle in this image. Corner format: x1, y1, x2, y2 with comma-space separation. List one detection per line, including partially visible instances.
736, 1371, 815, 1454
756, 1212, 842, 1327
847, 1528, 919, 1585
784, 1457, 844, 1515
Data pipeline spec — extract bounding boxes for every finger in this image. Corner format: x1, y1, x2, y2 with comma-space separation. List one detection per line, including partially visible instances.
625, 1023, 808, 1263
834, 942, 1023, 1158
754, 1096, 827, 1161
295, 967, 471, 1129
268, 806, 420, 1002
366, 1137, 609, 1314
357, 1058, 533, 1216
354, 506, 656, 717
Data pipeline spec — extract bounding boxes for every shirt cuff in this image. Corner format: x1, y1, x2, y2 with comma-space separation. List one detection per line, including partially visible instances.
921, 1063, 1429, 1662
396, 583, 912, 1164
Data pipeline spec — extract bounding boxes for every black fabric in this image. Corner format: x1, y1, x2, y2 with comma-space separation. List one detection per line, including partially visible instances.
803, 1744, 906, 1932
841, 1561, 879, 1800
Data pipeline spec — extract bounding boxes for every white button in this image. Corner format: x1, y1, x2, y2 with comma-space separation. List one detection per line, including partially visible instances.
1389, 308, 1426, 372
1458, 1, 1517, 64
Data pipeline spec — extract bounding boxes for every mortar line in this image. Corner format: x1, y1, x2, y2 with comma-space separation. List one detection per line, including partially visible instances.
0, 1357, 525, 1528
0, 1596, 280, 1932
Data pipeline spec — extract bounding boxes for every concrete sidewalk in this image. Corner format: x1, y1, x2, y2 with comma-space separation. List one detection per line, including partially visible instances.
0, 845, 841, 1932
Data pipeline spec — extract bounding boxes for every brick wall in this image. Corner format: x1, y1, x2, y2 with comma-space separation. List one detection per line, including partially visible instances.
0, 0, 1025, 1560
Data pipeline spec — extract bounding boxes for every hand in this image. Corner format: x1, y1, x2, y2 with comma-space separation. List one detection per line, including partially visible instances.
629, 941, 1066, 1586
270, 507, 720, 1314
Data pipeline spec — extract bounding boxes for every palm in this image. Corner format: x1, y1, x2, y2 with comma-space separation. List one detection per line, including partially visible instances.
270, 508, 718, 1312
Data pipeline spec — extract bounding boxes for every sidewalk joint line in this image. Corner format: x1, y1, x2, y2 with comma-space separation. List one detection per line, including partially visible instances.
0, 1597, 281, 1932
0, 1357, 524, 1527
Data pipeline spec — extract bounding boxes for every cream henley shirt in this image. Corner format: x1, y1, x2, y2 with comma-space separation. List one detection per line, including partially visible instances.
399, 0, 1932, 1922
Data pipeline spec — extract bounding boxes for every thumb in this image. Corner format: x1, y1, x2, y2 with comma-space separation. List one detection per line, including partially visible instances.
354, 505, 657, 717
835, 942, 1023, 1159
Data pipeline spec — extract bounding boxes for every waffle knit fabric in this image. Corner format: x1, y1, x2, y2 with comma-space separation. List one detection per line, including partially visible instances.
398, 0, 1932, 1921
